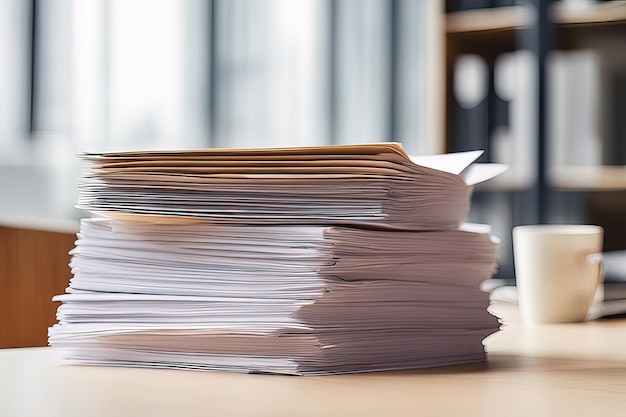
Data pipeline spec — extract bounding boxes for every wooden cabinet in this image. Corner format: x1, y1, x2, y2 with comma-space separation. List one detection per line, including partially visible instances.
0, 225, 76, 348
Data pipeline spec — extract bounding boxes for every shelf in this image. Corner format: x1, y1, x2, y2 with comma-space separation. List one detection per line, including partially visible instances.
446, 6, 530, 34
550, 165, 626, 191
475, 165, 626, 192
446, 2, 626, 34
553, 1, 626, 27
474, 169, 533, 192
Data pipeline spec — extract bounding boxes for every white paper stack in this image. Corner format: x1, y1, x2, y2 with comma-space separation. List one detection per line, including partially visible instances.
49, 143, 504, 375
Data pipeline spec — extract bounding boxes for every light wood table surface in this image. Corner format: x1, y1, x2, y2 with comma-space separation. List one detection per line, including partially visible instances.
1, 302, 626, 417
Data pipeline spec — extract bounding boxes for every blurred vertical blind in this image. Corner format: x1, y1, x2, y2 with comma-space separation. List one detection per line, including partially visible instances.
0, 0, 442, 157
0, 0, 31, 161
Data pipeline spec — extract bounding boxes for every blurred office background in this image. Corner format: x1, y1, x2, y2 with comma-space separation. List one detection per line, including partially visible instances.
446, 0, 626, 277
0, 0, 443, 222
1, 0, 626, 283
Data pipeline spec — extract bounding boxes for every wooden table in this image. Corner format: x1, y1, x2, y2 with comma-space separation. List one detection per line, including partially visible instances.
1, 302, 626, 417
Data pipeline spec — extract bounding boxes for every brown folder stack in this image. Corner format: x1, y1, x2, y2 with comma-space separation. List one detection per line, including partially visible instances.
49, 143, 503, 375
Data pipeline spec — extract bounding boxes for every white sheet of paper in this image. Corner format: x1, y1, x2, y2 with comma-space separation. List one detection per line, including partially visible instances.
409, 150, 483, 175
460, 163, 509, 186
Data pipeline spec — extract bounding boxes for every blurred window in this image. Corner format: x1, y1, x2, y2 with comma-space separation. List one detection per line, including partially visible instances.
1, 0, 442, 156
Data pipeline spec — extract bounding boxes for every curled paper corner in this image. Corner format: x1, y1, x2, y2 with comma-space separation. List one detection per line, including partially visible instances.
460, 163, 509, 186
408, 150, 508, 185
409, 150, 484, 175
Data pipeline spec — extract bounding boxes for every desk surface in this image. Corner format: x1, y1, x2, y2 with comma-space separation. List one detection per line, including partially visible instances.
2, 302, 626, 417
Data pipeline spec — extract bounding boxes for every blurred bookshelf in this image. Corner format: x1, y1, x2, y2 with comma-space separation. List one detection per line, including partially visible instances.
444, 0, 626, 278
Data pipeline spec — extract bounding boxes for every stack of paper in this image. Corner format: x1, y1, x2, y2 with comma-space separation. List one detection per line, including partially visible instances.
49, 143, 504, 375
75, 143, 491, 231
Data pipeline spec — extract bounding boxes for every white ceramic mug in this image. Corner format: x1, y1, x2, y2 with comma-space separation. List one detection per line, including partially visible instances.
513, 225, 603, 324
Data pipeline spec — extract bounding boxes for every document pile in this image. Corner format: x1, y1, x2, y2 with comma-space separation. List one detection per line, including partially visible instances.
49, 143, 505, 375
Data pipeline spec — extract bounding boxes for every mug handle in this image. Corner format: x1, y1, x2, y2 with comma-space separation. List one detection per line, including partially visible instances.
586, 253, 604, 285
585, 253, 605, 321
586, 253, 605, 307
